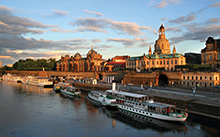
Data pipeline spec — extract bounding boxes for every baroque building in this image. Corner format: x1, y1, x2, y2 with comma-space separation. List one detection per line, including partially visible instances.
103, 56, 129, 72
201, 37, 220, 70
56, 46, 103, 72
126, 24, 186, 71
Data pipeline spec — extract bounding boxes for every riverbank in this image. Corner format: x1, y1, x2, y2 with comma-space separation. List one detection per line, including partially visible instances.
72, 82, 220, 120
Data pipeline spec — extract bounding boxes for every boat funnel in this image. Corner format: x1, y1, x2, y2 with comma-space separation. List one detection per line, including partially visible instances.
112, 83, 116, 91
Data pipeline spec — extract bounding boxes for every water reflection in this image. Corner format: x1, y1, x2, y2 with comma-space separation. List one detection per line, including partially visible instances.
1, 81, 220, 137
2, 81, 53, 94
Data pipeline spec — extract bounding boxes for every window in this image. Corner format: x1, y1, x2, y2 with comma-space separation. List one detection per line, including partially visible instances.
171, 60, 173, 64
218, 53, 220, 60
216, 76, 218, 80
196, 76, 198, 80
210, 55, 212, 60
152, 61, 154, 65
175, 60, 177, 64
192, 76, 194, 80
205, 76, 207, 80
167, 61, 169, 65
164, 60, 165, 65
147, 61, 149, 65
157, 61, 159, 65
210, 77, 212, 80
160, 61, 162, 65
187, 76, 189, 79
200, 76, 202, 80
183, 76, 185, 79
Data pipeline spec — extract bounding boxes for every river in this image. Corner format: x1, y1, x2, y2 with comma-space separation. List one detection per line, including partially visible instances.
0, 81, 219, 137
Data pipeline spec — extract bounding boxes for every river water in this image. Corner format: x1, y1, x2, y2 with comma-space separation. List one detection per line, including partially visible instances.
0, 81, 220, 137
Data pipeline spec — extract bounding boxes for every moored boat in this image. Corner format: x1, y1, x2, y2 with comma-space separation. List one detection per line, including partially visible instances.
60, 86, 81, 98
88, 90, 117, 109
22, 76, 53, 88
105, 83, 188, 122
2, 73, 22, 83
53, 82, 69, 92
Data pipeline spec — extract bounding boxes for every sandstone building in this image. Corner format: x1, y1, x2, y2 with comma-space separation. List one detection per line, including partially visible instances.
56, 46, 103, 72
181, 72, 219, 87
126, 24, 186, 71
201, 37, 220, 70
103, 56, 129, 72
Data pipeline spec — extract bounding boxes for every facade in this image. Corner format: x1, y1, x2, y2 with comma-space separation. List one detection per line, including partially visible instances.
201, 37, 220, 70
104, 56, 129, 72
181, 72, 219, 87
0, 61, 2, 68
56, 46, 104, 72
126, 24, 186, 71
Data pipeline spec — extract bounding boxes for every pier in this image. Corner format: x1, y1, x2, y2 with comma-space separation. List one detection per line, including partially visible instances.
72, 82, 220, 120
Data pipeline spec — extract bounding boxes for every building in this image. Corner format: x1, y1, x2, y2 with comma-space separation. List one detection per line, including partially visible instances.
184, 53, 201, 64
56, 46, 104, 72
0, 61, 2, 68
181, 72, 219, 87
201, 37, 220, 70
126, 24, 186, 71
104, 56, 129, 72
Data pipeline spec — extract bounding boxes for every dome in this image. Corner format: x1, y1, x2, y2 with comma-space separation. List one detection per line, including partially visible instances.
87, 49, 98, 56
154, 38, 170, 54
74, 52, 81, 58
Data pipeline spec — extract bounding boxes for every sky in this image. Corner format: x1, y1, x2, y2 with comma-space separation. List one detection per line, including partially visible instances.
0, 0, 220, 66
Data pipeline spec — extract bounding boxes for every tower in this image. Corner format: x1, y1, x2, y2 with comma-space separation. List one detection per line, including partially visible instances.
173, 45, 176, 54
148, 45, 152, 55
154, 24, 171, 54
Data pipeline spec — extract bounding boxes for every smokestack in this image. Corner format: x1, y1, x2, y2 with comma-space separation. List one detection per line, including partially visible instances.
112, 83, 116, 91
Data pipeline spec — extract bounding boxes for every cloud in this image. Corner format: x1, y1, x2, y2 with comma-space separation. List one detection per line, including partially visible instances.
170, 24, 220, 44
204, 17, 220, 24
46, 10, 69, 17
210, 1, 220, 7
91, 39, 102, 43
51, 28, 74, 33
107, 38, 148, 48
154, 0, 181, 8
169, 13, 196, 24
0, 6, 57, 35
83, 9, 104, 16
0, 55, 16, 60
71, 17, 155, 36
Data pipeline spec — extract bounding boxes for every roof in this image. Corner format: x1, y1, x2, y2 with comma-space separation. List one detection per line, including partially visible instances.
106, 90, 147, 98
127, 53, 184, 61
106, 62, 125, 65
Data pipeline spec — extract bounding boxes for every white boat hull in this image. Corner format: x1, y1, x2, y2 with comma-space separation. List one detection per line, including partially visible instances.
118, 104, 187, 122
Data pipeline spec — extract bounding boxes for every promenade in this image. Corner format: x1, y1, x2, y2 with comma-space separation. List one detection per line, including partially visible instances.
72, 82, 220, 120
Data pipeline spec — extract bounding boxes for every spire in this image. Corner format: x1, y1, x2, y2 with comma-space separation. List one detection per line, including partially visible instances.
148, 45, 152, 55
173, 45, 176, 54
91, 45, 93, 50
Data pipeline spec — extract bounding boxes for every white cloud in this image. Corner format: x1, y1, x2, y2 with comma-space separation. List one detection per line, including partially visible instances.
83, 9, 104, 16
71, 17, 155, 36
154, 0, 181, 8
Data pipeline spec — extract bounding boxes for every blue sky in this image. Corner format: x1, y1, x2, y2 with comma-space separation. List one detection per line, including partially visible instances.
0, 0, 220, 65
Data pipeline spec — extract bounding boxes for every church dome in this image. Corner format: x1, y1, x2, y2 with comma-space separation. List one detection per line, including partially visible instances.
154, 24, 171, 54
74, 52, 81, 58
87, 49, 98, 56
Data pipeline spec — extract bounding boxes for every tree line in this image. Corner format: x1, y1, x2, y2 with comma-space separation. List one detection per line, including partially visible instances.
0, 58, 57, 74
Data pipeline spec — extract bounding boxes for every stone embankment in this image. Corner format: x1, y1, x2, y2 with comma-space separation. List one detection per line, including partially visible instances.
73, 82, 220, 120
